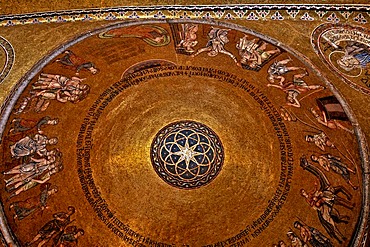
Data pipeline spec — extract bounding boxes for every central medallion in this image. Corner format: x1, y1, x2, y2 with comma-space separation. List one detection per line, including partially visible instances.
151, 120, 224, 189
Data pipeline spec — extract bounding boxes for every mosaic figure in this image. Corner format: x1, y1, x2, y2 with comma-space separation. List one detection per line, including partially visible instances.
25, 206, 75, 247
337, 42, 370, 71
4, 149, 61, 188
294, 221, 333, 247
287, 230, 308, 247
236, 35, 280, 70
55, 226, 84, 247
177, 23, 198, 53
10, 183, 58, 220
99, 25, 170, 47
8, 116, 58, 136
267, 58, 307, 85
32, 73, 88, 92
311, 154, 357, 190
310, 108, 353, 134
10, 133, 58, 158
305, 132, 335, 151
313, 24, 370, 95
300, 156, 353, 244
300, 181, 355, 210
310, 95, 353, 134
9, 164, 62, 198
55, 50, 99, 75
300, 186, 352, 236
15, 73, 90, 113
192, 27, 237, 63
267, 73, 324, 108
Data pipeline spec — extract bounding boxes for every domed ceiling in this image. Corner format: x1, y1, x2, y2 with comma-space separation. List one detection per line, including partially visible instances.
0, 2, 369, 247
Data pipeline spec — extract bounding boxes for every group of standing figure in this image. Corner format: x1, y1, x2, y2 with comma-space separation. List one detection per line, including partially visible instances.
15, 50, 97, 114
4, 116, 61, 198
3, 49, 96, 246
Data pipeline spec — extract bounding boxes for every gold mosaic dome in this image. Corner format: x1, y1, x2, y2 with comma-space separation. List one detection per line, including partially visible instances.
0, 2, 369, 247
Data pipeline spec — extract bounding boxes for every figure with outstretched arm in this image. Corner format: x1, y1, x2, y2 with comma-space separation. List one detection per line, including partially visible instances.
300, 156, 352, 244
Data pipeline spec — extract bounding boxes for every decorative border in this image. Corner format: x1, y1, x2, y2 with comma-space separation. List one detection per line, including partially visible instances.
0, 36, 15, 85
0, 18, 368, 246
0, 4, 369, 26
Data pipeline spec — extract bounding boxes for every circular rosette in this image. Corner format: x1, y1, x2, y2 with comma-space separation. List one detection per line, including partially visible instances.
151, 121, 224, 189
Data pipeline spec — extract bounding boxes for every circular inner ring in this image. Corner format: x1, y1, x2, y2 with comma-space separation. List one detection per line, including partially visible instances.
150, 120, 224, 189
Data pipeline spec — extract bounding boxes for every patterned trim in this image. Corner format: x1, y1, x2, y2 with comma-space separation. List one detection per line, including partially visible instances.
0, 5, 369, 26
0, 201, 17, 246
0, 36, 15, 84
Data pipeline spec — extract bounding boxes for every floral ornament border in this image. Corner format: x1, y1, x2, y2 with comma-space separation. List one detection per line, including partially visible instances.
0, 4, 369, 26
